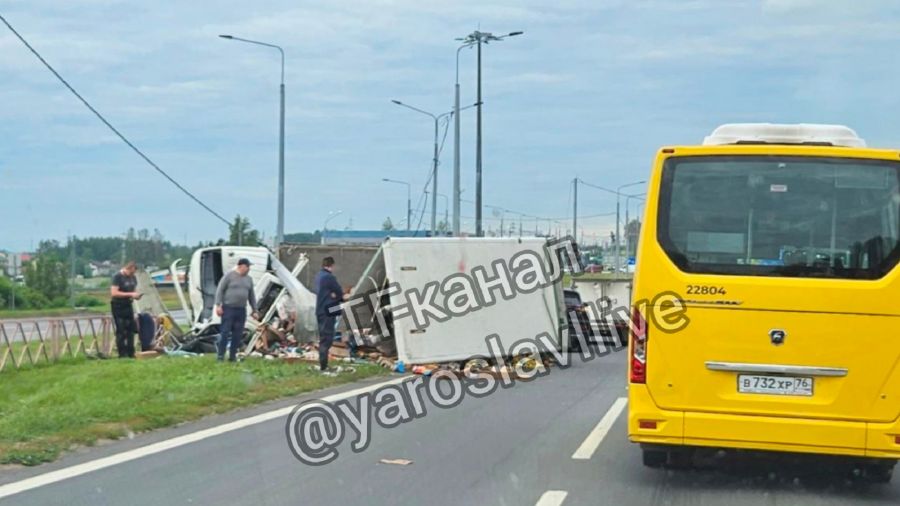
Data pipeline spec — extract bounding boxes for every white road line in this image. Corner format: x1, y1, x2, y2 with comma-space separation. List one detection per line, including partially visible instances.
536, 490, 568, 506
0, 376, 409, 500
571, 396, 627, 460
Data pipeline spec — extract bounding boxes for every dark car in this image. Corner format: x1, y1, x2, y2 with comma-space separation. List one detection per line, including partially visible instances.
564, 289, 594, 350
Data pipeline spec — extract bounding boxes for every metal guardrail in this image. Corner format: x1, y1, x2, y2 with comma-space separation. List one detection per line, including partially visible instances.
0, 316, 114, 372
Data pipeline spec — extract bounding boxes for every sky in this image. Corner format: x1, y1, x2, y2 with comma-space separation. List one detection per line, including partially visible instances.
2, 0, 900, 251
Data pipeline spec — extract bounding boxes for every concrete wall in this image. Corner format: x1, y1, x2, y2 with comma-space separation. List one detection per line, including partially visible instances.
278, 243, 380, 291
572, 278, 633, 321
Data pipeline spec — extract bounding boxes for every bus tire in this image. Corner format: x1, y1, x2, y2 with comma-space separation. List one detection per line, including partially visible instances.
642, 448, 667, 468
865, 462, 895, 484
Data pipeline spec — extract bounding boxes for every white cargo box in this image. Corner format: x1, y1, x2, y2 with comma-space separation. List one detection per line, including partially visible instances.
353, 237, 568, 365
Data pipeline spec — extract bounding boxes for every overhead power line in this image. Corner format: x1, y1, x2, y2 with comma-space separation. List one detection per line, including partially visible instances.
0, 13, 231, 227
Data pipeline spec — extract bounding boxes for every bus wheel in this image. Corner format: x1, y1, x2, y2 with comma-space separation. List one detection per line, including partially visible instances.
667, 448, 694, 469
642, 448, 667, 468
865, 462, 895, 484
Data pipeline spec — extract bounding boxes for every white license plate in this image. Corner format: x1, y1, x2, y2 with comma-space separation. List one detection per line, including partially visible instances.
737, 374, 813, 396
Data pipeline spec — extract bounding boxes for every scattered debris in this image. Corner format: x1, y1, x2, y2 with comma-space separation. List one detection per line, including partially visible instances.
379, 459, 413, 466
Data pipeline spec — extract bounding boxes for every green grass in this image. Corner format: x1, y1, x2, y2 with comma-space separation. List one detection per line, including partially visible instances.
155, 287, 182, 309
0, 286, 182, 319
0, 355, 389, 466
1, 336, 109, 371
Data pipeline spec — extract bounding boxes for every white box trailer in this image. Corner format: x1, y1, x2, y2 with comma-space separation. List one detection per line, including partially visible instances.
350, 237, 569, 365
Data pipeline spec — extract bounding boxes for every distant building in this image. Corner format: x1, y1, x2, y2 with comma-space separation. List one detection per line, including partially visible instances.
1, 252, 31, 280
320, 229, 431, 246
150, 267, 186, 286
89, 260, 116, 278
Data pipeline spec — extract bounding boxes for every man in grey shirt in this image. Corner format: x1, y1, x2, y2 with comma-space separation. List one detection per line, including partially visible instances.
214, 258, 260, 362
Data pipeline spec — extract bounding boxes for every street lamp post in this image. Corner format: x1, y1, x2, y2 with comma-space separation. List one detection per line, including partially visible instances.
322, 210, 343, 245
454, 30, 523, 237
219, 34, 286, 248
572, 177, 578, 243
426, 191, 449, 231
391, 100, 478, 236
382, 178, 411, 231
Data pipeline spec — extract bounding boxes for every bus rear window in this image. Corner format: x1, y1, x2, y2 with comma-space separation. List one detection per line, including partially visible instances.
657, 155, 900, 279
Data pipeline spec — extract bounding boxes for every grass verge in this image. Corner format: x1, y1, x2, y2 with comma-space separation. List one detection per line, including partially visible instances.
0, 355, 389, 466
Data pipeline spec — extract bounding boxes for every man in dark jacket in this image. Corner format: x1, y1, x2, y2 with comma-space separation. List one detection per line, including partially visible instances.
314, 256, 346, 372
110, 261, 143, 358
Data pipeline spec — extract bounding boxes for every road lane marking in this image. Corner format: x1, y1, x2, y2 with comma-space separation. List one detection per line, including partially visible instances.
536, 490, 568, 506
0, 376, 409, 500
571, 396, 627, 460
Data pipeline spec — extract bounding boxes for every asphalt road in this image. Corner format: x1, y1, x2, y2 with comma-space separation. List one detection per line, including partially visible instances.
2, 352, 900, 505
0, 315, 107, 344
0, 310, 189, 344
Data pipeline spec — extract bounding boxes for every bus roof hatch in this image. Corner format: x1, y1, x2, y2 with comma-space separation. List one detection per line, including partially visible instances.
702, 123, 866, 148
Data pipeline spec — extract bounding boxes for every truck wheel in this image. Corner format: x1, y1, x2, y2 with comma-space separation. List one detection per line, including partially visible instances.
642, 449, 667, 468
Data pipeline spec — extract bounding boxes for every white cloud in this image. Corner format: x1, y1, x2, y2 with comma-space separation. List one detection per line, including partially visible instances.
2, 0, 900, 249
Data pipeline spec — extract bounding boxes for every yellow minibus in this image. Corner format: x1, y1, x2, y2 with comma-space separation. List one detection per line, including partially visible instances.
628, 123, 900, 482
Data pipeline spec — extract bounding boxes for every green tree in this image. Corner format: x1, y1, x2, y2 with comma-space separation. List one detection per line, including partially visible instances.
228, 215, 261, 246
382, 217, 395, 231
23, 254, 69, 303
283, 231, 322, 244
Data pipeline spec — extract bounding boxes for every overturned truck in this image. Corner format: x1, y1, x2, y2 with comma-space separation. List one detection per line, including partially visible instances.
161, 246, 317, 353
139, 238, 575, 364
340, 237, 571, 366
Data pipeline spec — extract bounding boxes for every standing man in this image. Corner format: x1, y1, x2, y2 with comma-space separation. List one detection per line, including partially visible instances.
314, 256, 346, 372
110, 261, 143, 359
214, 258, 260, 362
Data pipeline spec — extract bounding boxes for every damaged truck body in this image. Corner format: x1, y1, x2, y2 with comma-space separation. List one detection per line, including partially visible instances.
166, 246, 318, 352
139, 237, 570, 364
342, 237, 570, 365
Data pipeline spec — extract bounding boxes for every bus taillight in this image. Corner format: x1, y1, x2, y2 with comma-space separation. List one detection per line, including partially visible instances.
630, 307, 648, 384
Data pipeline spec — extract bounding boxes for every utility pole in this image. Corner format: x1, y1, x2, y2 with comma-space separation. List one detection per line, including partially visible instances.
475, 37, 483, 237
391, 101, 477, 235
432, 118, 439, 234
69, 234, 76, 308
10, 255, 16, 311
453, 45, 463, 236
572, 177, 578, 242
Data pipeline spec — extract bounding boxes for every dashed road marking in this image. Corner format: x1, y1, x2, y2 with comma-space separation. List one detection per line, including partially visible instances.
536, 490, 568, 506
571, 396, 627, 460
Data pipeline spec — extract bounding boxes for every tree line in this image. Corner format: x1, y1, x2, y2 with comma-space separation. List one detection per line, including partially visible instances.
3, 215, 320, 310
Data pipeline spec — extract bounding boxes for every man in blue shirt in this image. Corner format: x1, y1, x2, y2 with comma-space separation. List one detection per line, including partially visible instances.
314, 256, 345, 372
